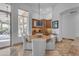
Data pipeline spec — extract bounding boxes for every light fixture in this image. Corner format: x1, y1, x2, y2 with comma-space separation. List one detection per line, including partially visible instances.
39, 3, 40, 19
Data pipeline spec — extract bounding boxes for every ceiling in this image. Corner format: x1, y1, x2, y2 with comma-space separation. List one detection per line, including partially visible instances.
29, 3, 57, 19
60, 7, 79, 16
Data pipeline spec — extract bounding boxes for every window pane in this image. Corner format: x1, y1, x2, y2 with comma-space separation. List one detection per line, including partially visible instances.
24, 17, 27, 24
18, 9, 29, 37
0, 4, 10, 41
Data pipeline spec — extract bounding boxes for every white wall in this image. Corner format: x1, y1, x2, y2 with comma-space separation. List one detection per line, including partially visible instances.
61, 12, 79, 39
74, 13, 79, 37
61, 14, 76, 38
53, 3, 79, 41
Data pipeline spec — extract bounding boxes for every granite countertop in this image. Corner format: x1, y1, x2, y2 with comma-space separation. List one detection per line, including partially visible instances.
26, 34, 55, 42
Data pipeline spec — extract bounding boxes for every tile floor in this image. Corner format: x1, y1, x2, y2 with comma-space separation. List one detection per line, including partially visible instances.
0, 39, 79, 56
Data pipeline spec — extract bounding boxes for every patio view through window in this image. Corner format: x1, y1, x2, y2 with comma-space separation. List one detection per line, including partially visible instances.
0, 4, 11, 47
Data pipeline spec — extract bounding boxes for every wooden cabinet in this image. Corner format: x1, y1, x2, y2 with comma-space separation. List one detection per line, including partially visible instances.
32, 19, 52, 35
46, 20, 51, 28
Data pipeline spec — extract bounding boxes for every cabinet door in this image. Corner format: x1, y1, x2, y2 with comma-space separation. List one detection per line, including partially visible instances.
46, 20, 51, 28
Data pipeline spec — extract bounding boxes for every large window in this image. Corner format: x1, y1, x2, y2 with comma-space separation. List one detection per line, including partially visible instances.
18, 9, 29, 37
0, 4, 11, 41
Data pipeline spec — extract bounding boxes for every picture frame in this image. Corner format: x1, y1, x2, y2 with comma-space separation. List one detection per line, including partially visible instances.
52, 20, 59, 29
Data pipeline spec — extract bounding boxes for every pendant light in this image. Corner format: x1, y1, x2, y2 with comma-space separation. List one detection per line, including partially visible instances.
39, 3, 40, 20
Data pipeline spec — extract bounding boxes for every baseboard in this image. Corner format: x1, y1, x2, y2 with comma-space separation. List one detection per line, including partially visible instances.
56, 36, 76, 42
24, 48, 32, 51
0, 42, 23, 49
75, 37, 79, 39
13, 42, 23, 46
0, 46, 10, 49
62, 36, 76, 39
